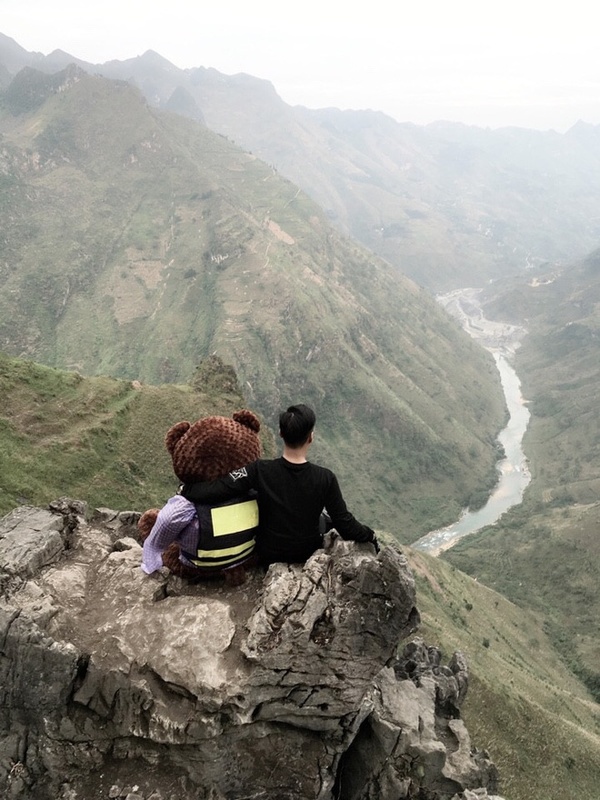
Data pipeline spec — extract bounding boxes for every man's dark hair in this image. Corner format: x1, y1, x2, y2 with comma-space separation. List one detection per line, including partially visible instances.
279, 404, 316, 447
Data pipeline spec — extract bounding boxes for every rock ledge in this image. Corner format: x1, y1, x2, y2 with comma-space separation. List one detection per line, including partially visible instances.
0, 500, 505, 800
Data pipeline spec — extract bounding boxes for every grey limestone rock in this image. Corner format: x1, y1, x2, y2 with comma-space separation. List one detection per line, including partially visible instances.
335, 639, 500, 799
0, 501, 505, 800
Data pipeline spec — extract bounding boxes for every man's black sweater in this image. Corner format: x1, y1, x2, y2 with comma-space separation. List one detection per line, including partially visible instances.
181, 457, 375, 565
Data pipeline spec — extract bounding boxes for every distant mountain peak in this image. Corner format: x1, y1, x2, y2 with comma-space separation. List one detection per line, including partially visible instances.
47, 48, 74, 58
137, 49, 178, 68
3, 62, 86, 113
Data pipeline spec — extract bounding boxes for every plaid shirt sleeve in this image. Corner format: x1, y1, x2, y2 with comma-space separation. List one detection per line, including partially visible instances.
141, 495, 198, 574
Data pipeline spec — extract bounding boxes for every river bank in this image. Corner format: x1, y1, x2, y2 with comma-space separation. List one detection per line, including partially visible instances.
412, 288, 531, 555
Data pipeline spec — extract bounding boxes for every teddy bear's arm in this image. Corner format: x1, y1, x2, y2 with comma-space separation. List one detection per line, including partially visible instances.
141, 495, 197, 574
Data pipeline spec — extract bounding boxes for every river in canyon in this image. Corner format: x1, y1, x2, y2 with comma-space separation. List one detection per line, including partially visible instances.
412, 288, 531, 555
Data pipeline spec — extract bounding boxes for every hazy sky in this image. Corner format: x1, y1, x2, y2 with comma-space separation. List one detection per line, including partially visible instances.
2, 0, 599, 132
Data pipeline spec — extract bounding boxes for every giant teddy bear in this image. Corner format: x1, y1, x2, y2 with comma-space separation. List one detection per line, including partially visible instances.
138, 409, 262, 585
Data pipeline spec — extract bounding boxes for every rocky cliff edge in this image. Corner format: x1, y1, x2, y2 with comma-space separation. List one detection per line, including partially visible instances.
0, 499, 505, 800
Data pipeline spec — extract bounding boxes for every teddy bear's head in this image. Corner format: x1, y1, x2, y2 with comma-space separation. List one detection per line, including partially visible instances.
165, 409, 261, 484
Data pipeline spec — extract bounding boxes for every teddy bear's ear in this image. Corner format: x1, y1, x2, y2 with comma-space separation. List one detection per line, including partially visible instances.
233, 409, 260, 433
165, 421, 191, 455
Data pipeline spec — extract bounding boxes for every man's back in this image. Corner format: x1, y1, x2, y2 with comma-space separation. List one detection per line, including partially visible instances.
181, 455, 375, 565
247, 457, 332, 563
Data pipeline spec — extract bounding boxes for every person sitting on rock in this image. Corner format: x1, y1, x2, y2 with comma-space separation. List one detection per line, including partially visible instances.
180, 403, 378, 566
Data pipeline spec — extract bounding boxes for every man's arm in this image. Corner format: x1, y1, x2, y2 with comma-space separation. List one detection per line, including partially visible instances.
180, 464, 256, 504
325, 474, 378, 547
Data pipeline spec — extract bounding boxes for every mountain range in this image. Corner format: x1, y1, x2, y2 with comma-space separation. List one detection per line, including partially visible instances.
0, 59, 506, 535
3, 32, 600, 292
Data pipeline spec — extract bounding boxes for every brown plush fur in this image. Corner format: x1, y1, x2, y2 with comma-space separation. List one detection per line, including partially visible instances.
138, 410, 262, 584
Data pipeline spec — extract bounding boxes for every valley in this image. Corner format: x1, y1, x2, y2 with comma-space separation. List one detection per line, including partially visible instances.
0, 66, 507, 537
443, 256, 600, 705
413, 288, 530, 554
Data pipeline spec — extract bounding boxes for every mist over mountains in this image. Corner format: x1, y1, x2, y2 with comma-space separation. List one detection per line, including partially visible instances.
3, 31, 600, 292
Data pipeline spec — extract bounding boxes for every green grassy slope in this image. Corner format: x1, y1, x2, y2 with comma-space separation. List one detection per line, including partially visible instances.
406, 546, 600, 800
0, 352, 276, 516
0, 68, 506, 536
